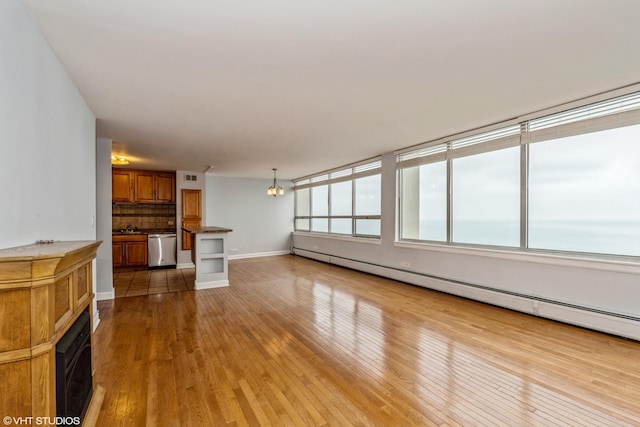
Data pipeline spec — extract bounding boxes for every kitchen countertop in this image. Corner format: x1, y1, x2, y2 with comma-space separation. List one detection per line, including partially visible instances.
112, 229, 176, 235
182, 226, 233, 234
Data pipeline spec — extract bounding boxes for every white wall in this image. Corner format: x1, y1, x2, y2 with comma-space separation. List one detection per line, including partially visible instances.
0, 0, 96, 248
96, 139, 113, 299
176, 170, 207, 267
293, 153, 640, 340
206, 176, 293, 257
1, 0, 99, 326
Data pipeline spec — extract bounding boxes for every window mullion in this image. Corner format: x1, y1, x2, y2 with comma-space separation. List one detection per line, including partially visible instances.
309, 189, 313, 229
520, 123, 529, 250
446, 144, 453, 243
327, 184, 332, 234
352, 178, 356, 236
397, 169, 402, 241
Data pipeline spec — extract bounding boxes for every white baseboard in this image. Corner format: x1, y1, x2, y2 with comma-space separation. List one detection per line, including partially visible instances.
293, 248, 640, 341
229, 250, 290, 260
177, 262, 195, 269
96, 291, 114, 301
195, 279, 229, 290
93, 309, 101, 332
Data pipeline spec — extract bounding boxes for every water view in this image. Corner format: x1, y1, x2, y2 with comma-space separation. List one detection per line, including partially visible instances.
419, 219, 640, 257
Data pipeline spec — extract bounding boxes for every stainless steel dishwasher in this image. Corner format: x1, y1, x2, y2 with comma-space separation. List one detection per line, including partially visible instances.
147, 233, 177, 268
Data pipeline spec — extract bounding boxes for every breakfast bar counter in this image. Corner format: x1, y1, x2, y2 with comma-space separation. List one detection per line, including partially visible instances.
184, 226, 233, 234
182, 226, 233, 289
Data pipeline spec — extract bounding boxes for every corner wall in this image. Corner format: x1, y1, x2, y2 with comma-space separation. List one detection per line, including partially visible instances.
205, 175, 293, 258
96, 139, 113, 300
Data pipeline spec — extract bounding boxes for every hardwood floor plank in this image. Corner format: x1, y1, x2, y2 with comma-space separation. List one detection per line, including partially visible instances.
95, 256, 640, 426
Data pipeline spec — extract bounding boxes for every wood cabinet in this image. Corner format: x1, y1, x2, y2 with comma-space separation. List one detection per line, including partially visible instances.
112, 241, 124, 267
181, 220, 201, 250
134, 171, 155, 203
155, 172, 175, 203
182, 189, 202, 219
181, 189, 202, 250
134, 171, 175, 203
0, 241, 102, 424
112, 170, 134, 202
112, 169, 175, 204
112, 234, 148, 267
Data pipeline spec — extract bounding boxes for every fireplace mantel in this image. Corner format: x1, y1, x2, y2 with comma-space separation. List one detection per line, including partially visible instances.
0, 240, 103, 425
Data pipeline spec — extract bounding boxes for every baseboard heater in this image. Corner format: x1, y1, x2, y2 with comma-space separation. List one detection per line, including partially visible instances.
292, 247, 640, 341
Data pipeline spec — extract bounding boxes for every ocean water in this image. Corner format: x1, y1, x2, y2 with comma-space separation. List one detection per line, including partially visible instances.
528, 220, 640, 257
418, 220, 640, 257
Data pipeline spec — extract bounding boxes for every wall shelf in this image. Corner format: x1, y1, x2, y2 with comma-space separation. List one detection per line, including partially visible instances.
200, 238, 224, 255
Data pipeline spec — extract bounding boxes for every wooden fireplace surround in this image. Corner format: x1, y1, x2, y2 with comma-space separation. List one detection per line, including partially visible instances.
0, 240, 103, 425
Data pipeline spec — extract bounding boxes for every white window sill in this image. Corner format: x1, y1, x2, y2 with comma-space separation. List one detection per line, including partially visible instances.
394, 240, 640, 274
292, 231, 381, 245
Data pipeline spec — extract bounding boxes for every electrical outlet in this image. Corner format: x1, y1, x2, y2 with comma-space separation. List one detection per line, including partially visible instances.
230, 248, 238, 253
168, 220, 174, 225
400, 261, 411, 268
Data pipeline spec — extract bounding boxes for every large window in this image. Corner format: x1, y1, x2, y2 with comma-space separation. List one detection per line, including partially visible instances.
311, 185, 329, 232
330, 180, 352, 234
452, 147, 520, 247
400, 161, 447, 241
398, 125, 522, 248
529, 124, 640, 256
294, 188, 310, 231
397, 90, 640, 257
294, 159, 381, 238
355, 174, 381, 236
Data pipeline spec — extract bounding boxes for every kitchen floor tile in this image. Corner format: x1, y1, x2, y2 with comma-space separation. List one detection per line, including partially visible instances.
114, 268, 194, 298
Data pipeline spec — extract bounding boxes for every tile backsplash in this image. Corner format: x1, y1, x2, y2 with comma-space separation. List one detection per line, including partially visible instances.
112, 203, 176, 232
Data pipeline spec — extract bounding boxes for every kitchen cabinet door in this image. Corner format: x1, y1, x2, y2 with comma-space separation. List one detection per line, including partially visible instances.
124, 242, 148, 266
113, 234, 148, 267
112, 170, 134, 202
181, 189, 202, 250
155, 173, 175, 203
182, 189, 202, 219
181, 219, 201, 251
113, 169, 176, 204
112, 243, 125, 267
135, 171, 155, 203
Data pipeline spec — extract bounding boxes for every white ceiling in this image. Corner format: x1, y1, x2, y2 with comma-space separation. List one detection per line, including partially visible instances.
21, 0, 640, 180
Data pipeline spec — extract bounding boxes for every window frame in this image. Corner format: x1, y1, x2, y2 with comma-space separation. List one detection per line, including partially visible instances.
294, 158, 382, 239
396, 88, 640, 259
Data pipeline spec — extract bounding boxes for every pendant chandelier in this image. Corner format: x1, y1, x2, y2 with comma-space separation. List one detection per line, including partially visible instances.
267, 168, 284, 197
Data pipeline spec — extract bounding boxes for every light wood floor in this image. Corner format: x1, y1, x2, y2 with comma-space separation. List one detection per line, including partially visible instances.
94, 255, 640, 426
